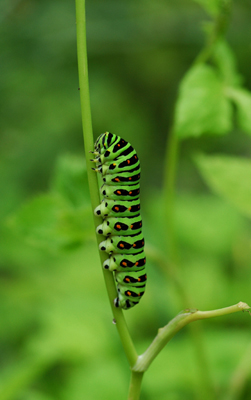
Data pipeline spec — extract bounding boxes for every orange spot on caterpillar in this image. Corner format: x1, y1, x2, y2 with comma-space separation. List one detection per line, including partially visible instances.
129, 191, 132, 195
117, 191, 122, 195
138, 278, 141, 281
125, 278, 130, 282
115, 178, 120, 182
127, 160, 130, 164
122, 261, 127, 266
135, 262, 139, 266
127, 291, 132, 296
119, 243, 125, 248
114, 206, 119, 211
130, 225, 133, 229
128, 207, 131, 211
116, 224, 121, 229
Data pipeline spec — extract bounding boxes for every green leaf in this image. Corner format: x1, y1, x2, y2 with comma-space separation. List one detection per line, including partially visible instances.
213, 40, 242, 86
8, 194, 93, 250
7, 154, 94, 250
50, 154, 90, 208
174, 64, 232, 138
227, 88, 251, 135
195, 154, 251, 218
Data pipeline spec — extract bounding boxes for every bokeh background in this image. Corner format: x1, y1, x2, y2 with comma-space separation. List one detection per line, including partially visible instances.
1, 0, 251, 399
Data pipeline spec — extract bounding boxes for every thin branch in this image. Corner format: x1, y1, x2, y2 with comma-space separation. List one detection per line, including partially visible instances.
133, 302, 250, 372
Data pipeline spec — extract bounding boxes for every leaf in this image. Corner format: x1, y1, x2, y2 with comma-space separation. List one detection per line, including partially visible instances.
50, 154, 90, 208
195, 154, 251, 218
7, 153, 94, 250
175, 194, 244, 256
8, 194, 93, 250
174, 64, 232, 138
213, 40, 242, 86
227, 88, 251, 135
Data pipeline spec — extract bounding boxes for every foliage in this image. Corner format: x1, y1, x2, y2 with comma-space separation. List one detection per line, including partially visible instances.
1, 0, 251, 399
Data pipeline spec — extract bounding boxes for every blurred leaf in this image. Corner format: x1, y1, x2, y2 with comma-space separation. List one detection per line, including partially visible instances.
193, 0, 220, 16
213, 40, 242, 86
175, 194, 244, 256
8, 194, 93, 250
195, 154, 251, 218
7, 154, 93, 250
174, 64, 232, 138
50, 154, 90, 207
227, 87, 251, 135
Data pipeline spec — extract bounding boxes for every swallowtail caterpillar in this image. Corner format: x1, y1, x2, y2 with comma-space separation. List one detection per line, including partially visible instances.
91, 132, 146, 310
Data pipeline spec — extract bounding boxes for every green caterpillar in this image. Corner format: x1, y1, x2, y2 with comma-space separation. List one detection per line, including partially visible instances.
91, 132, 147, 310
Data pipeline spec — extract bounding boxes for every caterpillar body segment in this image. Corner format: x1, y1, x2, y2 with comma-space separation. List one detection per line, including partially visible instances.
92, 132, 146, 310
102, 251, 146, 272
94, 199, 141, 218
100, 182, 140, 201
96, 215, 142, 236
99, 232, 145, 254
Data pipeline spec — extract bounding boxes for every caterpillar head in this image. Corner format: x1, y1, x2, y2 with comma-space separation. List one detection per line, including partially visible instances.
94, 132, 114, 155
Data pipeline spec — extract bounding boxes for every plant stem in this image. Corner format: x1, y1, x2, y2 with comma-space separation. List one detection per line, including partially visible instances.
75, 0, 138, 368
133, 302, 250, 372
128, 371, 144, 400
163, 128, 179, 263
163, 126, 215, 399
194, 0, 232, 65
161, 2, 233, 397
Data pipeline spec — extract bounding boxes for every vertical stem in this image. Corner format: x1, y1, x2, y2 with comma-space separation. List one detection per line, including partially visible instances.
128, 371, 144, 400
163, 128, 179, 263
162, 129, 215, 399
75, 0, 98, 213
75, 0, 138, 368
161, 1, 233, 396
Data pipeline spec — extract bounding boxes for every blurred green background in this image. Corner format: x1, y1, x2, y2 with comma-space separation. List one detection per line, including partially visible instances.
1, 0, 251, 399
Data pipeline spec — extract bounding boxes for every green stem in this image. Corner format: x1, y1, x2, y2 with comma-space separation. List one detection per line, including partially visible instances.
75, 0, 137, 368
161, 2, 233, 397
163, 128, 179, 263
133, 302, 250, 372
128, 371, 144, 400
163, 126, 215, 398
194, 0, 232, 65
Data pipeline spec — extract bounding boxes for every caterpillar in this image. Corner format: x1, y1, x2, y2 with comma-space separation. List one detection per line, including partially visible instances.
91, 132, 146, 310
